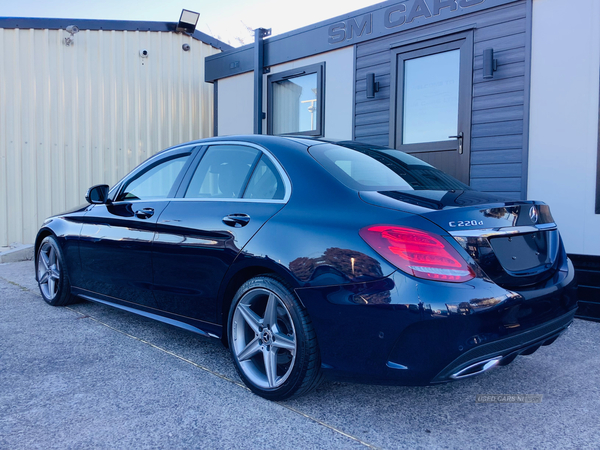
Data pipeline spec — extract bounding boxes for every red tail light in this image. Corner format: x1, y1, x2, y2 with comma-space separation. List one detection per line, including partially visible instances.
360, 225, 475, 283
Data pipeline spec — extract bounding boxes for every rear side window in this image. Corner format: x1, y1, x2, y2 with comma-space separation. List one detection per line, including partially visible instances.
185, 145, 259, 199
243, 156, 285, 200
309, 143, 469, 191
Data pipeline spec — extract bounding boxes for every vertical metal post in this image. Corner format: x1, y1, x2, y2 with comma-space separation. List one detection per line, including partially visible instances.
254, 27, 271, 135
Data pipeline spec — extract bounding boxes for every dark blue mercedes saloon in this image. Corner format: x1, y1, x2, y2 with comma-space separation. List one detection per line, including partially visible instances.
35, 135, 577, 400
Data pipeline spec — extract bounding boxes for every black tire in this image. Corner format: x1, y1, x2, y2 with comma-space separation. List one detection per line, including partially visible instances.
36, 235, 79, 306
227, 276, 322, 400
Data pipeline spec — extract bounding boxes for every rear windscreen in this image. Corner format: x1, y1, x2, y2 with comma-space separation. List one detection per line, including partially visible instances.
309, 142, 470, 191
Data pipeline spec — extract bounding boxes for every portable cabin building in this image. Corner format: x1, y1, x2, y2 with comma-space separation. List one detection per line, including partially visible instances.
205, 0, 600, 320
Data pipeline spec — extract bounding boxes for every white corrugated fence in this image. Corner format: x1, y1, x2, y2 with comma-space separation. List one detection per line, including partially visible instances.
0, 26, 220, 245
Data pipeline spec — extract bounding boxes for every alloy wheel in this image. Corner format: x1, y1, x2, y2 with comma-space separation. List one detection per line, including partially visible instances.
231, 288, 297, 390
37, 242, 61, 301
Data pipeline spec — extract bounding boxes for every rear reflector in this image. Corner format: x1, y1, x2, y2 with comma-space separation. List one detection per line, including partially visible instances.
360, 225, 475, 283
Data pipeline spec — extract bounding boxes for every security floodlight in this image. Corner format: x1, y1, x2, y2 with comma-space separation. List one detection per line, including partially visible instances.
177, 9, 200, 34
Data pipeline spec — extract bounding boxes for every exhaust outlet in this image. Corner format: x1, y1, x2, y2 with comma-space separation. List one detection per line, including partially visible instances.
450, 356, 502, 380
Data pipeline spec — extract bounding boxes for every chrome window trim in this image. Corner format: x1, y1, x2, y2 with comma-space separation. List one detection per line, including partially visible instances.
109, 198, 173, 206
449, 223, 557, 238
107, 140, 292, 204
169, 197, 286, 204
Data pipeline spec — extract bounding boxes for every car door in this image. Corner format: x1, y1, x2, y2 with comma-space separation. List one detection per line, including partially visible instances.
77, 146, 197, 307
151, 142, 289, 324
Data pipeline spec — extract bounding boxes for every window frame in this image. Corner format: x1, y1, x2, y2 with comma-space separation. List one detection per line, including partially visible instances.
389, 31, 474, 153
109, 145, 198, 203
174, 141, 292, 203
267, 62, 325, 137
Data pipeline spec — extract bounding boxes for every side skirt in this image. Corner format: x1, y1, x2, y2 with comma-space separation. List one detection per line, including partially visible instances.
72, 288, 223, 339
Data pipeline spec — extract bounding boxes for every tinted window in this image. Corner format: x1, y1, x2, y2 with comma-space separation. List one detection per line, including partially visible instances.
243, 156, 285, 200
310, 143, 470, 191
185, 145, 259, 199
117, 155, 189, 201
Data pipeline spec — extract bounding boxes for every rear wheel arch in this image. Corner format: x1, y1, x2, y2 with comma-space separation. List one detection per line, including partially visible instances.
218, 264, 301, 346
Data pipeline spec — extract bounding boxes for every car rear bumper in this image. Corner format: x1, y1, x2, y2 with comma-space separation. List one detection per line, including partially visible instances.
294, 258, 578, 385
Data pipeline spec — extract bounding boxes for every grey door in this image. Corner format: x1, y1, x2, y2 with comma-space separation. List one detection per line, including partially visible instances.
390, 31, 473, 184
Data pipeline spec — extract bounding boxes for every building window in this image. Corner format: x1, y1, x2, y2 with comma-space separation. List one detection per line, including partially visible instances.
267, 62, 325, 136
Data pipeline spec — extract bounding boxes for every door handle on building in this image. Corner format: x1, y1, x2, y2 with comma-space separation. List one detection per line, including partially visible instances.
449, 132, 464, 154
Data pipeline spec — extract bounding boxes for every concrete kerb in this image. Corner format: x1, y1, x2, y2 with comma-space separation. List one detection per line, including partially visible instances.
0, 244, 34, 263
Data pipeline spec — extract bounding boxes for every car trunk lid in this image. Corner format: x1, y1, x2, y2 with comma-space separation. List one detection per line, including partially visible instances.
360, 190, 561, 289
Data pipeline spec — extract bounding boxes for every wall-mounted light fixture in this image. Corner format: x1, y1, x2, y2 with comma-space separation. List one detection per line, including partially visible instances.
176, 9, 200, 34
64, 25, 79, 46
366, 72, 380, 98
483, 48, 498, 79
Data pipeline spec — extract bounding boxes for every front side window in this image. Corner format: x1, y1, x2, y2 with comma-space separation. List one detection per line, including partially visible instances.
117, 154, 190, 201
267, 63, 324, 136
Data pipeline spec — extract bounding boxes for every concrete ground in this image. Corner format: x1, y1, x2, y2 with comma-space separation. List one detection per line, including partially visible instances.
1, 260, 599, 450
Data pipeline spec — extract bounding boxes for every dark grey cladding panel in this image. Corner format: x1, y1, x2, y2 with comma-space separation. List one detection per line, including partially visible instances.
355, 122, 390, 137
473, 32, 525, 53
471, 135, 523, 150
354, 134, 390, 146
471, 177, 521, 192
356, 85, 391, 102
471, 162, 522, 178
472, 91, 524, 110
356, 63, 391, 80
205, 47, 255, 83
474, 61, 525, 83
473, 46, 525, 69
356, 74, 392, 91
472, 120, 524, 137
472, 76, 525, 96
355, 111, 391, 126
205, 0, 521, 82
472, 105, 524, 124
355, 99, 390, 115
470, 149, 523, 164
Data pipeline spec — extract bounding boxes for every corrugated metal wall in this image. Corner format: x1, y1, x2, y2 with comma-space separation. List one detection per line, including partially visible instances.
0, 27, 220, 246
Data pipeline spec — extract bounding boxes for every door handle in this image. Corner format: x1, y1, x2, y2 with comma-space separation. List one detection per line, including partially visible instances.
222, 214, 251, 228
449, 132, 464, 154
135, 208, 155, 219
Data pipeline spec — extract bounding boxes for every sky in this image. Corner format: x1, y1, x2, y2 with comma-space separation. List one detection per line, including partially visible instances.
2, 0, 384, 47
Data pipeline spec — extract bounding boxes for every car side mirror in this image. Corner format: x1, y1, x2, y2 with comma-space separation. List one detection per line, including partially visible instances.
85, 184, 110, 204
